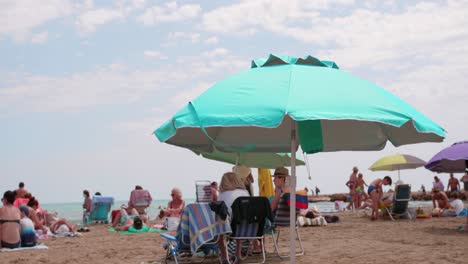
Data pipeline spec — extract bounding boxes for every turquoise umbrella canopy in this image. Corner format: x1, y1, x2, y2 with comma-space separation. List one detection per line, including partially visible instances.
155, 54, 445, 153
154, 54, 445, 262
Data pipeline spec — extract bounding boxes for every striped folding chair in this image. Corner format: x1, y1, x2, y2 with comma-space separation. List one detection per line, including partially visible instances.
230, 196, 272, 263
269, 193, 306, 259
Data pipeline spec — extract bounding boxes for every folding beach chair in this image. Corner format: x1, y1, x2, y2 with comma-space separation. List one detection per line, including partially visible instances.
85, 196, 114, 224
385, 184, 412, 221
269, 192, 307, 259
229, 196, 273, 263
160, 203, 232, 264
195, 181, 212, 203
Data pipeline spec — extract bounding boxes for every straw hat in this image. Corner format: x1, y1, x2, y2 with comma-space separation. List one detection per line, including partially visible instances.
273, 167, 289, 177
232, 165, 252, 182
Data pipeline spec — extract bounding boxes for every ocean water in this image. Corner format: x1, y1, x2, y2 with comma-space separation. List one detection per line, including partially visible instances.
40, 199, 433, 224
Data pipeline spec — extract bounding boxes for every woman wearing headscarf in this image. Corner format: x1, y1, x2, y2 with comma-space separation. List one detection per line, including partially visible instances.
232, 165, 255, 196
217, 172, 250, 264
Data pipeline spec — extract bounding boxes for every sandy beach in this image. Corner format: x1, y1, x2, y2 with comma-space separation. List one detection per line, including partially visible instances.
2, 210, 467, 264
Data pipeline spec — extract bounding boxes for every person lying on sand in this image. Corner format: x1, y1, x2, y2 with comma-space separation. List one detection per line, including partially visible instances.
113, 208, 149, 229
114, 208, 148, 232
368, 176, 392, 220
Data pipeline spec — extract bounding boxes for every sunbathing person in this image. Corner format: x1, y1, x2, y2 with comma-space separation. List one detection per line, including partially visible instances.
368, 176, 392, 220
114, 208, 148, 232
83, 190, 92, 213
112, 207, 149, 228
0, 190, 21, 249
27, 197, 76, 234
162, 188, 185, 218
15, 182, 28, 199
25, 198, 47, 233
432, 188, 450, 210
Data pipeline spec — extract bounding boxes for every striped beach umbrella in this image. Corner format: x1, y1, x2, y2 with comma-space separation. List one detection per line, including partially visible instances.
369, 154, 426, 180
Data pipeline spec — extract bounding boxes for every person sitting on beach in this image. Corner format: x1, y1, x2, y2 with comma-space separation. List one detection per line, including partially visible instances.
358, 189, 394, 210
233, 165, 255, 196
432, 188, 450, 211
128, 185, 152, 215
114, 208, 149, 232
447, 173, 460, 193
25, 197, 47, 234
15, 182, 28, 199
0, 190, 21, 249
154, 209, 167, 228
18, 206, 37, 247
368, 176, 393, 220
83, 190, 92, 213
161, 188, 185, 218
211, 181, 218, 201
216, 172, 250, 262
440, 192, 466, 217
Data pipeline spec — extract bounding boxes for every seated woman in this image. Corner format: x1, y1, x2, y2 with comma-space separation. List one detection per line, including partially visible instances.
83, 190, 92, 214
114, 208, 148, 232
162, 188, 185, 218
217, 172, 250, 263
0, 191, 21, 249
27, 197, 76, 234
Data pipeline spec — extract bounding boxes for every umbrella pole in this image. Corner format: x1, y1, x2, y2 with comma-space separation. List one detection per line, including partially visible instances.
398, 169, 400, 181
290, 122, 297, 263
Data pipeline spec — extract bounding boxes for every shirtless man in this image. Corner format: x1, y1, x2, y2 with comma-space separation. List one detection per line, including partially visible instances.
460, 172, 468, 192
447, 173, 460, 193
346, 166, 359, 210
432, 188, 450, 210
367, 176, 393, 220
15, 182, 28, 199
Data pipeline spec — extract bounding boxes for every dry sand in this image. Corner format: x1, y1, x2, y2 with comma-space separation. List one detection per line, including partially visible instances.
2, 211, 468, 264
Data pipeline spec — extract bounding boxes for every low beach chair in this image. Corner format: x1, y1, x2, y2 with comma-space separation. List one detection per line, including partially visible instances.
385, 184, 412, 221
160, 202, 231, 263
229, 196, 273, 263
195, 181, 212, 203
85, 196, 114, 224
269, 192, 306, 259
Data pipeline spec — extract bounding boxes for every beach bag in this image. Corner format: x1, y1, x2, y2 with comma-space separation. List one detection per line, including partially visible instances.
164, 217, 180, 231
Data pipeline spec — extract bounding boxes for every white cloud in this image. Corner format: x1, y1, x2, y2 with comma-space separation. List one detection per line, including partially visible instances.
204, 36, 219, 45
30, 31, 49, 44
143, 50, 167, 59
136, 1, 201, 25
168, 32, 200, 43
76, 8, 125, 34
0, 0, 72, 41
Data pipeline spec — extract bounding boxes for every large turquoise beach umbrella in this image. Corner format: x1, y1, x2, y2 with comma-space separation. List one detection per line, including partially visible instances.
154, 54, 445, 262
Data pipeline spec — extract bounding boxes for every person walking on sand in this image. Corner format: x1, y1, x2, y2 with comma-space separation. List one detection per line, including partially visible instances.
433, 176, 444, 191
315, 186, 320, 196
447, 173, 460, 193
368, 176, 392, 220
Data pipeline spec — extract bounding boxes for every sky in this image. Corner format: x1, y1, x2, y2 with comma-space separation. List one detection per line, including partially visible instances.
1, 0, 468, 204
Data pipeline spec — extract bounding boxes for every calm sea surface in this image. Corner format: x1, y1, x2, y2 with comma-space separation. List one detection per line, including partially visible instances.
40, 199, 433, 224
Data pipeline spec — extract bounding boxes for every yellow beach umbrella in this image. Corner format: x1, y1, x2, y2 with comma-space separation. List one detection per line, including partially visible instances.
369, 154, 426, 180
258, 168, 274, 199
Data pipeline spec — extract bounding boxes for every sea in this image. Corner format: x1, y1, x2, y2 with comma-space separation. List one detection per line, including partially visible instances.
41, 199, 433, 224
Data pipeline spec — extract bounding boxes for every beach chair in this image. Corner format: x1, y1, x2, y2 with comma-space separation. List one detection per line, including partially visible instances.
385, 184, 412, 221
195, 181, 212, 203
229, 196, 273, 263
85, 196, 114, 224
268, 192, 307, 259
160, 203, 232, 264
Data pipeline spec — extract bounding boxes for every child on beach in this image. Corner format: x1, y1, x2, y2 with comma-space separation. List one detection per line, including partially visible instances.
19, 206, 36, 247
368, 176, 392, 220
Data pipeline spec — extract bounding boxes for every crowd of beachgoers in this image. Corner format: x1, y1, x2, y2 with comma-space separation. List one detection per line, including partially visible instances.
1, 165, 468, 263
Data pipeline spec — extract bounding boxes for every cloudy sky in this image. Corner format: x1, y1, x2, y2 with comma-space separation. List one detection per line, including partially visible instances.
2, 0, 468, 203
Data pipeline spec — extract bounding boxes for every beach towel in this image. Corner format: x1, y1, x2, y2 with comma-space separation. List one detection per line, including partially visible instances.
0, 244, 48, 252
179, 203, 231, 254
108, 227, 164, 234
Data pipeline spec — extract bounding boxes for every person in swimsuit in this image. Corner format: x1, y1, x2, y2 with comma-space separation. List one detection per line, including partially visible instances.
114, 208, 148, 232
368, 176, 392, 220
356, 173, 369, 207
162, 188, 185, 218
460, 172, 468, 192
0, 191, 21, 249
432, 188, 450, 210
19, 206, 37, 247
447, 173, 460, 193
346, 166, 359, 210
